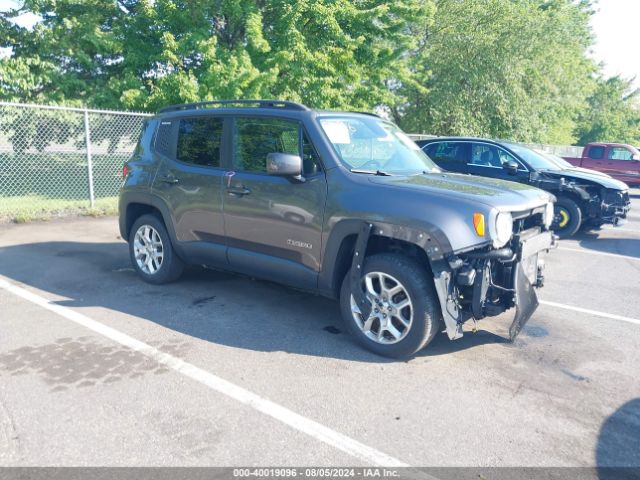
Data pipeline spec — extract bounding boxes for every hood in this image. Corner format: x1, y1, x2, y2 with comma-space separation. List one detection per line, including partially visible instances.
540, 168, 628, 190
368, 172, 552, 212
571, 166, 612, 178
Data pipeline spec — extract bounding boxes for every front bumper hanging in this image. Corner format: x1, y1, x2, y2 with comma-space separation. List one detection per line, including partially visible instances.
590, 189, 631, 226
457, 229, 557, 341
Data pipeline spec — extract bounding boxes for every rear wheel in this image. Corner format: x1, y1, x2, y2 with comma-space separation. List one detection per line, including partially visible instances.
129, 214, 184, 284
552, 197, 582, 238
339, 253, 442, 358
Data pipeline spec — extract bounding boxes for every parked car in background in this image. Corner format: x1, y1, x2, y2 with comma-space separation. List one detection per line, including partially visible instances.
417, 138, 631, 237
562, 143, 640, 186
120, 101, 558, 358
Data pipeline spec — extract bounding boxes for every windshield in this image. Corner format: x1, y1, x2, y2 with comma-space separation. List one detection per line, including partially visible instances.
503, 143, 563, 171
319, 116, 440, 174
536, 150, 574, 169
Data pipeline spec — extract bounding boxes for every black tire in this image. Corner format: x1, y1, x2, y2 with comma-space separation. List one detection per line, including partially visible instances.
128, 214, 184, 284
552, 197, 582, 238
339, 253, 442, 358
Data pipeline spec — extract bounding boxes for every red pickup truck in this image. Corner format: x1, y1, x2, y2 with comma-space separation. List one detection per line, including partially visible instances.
563, 143, 640, 186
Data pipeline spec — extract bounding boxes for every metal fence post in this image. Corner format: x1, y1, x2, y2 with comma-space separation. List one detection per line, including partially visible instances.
83, 108, 96, 208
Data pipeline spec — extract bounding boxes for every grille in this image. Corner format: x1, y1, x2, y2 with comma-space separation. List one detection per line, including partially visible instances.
511, 208, 545, 234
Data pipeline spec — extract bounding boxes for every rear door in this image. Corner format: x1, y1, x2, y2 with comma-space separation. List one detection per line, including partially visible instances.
222, 116, 327, 289
422, 141, 470, 173
152, 115, 228, 264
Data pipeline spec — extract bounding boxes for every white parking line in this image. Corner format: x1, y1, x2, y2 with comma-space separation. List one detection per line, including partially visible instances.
0, 278, 409, 468
558, 246, 640, 261
540, 300, 640, 326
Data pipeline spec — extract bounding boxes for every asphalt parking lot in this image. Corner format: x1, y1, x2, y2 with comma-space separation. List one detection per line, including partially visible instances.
1, 191, 639, 469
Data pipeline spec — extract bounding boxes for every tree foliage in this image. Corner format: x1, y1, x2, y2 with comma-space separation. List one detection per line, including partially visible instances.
575, 76, 640, 145
0, 0, 434, 111
1, 0, 638, 146
394, 0, 596, 144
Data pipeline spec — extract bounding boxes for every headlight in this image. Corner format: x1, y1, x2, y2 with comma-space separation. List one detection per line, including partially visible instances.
494, 212, 513, 248
544, 202, 554, 229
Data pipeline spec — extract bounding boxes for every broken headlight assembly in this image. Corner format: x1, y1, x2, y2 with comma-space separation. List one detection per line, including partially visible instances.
544, 202, 554, 229
494, 211, 513, 248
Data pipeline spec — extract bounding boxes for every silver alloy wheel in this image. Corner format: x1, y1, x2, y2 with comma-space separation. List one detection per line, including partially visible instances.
133, 224, 164, 275
350, 271, 413, 344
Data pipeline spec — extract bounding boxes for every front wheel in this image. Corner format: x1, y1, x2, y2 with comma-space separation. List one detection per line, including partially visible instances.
552, 197, 582, 238
339, 253, 442, 358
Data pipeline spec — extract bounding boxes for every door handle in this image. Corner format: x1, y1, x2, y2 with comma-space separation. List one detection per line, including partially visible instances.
160, 175, 179, 184
227, 185, 251, 196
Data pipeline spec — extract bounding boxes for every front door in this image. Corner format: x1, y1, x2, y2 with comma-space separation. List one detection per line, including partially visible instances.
468, 142, 529, 182
152, 115, 228, 264
223, 116, 327, 289
580, 145, 606, 171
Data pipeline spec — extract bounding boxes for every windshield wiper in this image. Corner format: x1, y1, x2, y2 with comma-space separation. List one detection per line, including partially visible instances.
350, 169, 393, 176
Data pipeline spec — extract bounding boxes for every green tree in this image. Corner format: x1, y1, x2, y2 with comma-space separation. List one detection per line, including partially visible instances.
395, 0, 596, 144
0, 0, 434, 111
575, 76, 640, 145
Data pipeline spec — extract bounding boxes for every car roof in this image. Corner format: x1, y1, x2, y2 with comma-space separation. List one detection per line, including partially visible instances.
154, 100, 383, 121
418, 137, 507, 145
587, 142, 634, 147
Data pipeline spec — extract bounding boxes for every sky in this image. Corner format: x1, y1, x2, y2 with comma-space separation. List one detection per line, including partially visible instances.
1, 0, 639, 88
589, 0, 640, 89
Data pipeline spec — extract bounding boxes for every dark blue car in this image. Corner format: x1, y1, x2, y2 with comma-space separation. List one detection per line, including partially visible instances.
416, 137, 630, 237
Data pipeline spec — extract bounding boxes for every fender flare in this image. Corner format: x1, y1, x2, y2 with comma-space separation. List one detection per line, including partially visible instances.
119, 191, 179, 247
319, 219, 463, 339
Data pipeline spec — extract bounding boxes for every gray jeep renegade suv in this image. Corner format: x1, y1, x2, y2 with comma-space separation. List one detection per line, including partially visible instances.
119, 100, 557, 358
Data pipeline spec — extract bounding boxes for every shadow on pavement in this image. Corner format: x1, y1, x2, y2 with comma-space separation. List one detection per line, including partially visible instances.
0, 240, 481, 364
417, 329, 508, 357
572, 230, 640, 260
596, 398, 640, 479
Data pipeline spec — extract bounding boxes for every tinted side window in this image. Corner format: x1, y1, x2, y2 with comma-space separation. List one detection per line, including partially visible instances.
495, 147, 520, 166
425, 142, 468, 164
233, 117, 320, 175
176, 117, 223, 167
471, 144, 502, 167
302, 132, 322, 176
588, 146, 605, 159
155, 121, 174, 158
608, 147, 633, 160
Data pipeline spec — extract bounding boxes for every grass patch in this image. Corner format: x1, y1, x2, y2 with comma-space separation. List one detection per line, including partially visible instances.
0, 195, 118, 223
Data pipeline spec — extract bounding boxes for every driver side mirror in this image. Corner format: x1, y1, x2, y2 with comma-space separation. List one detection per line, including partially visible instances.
267, 152, 304, 181
502, 160, 519, 175
632, 154, 640, 161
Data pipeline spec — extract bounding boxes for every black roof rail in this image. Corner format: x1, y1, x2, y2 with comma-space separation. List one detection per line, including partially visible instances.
158, 99, 310, 113
351, 111, 381, 118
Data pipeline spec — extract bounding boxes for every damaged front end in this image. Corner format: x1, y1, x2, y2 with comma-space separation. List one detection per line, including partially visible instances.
432, 208, 557, 342
590, 188, 631, 226
533, 172, 631, 227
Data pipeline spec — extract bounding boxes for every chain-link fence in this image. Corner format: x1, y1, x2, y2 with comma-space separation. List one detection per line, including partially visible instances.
1, 101, 589, 222
0, 102, 151, 221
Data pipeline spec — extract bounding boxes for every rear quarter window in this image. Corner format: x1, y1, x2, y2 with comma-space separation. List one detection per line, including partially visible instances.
154, 120, 175, 158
